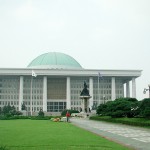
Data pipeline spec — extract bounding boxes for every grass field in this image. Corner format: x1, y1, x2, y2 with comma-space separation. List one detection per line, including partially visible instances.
0, 120, 131, 150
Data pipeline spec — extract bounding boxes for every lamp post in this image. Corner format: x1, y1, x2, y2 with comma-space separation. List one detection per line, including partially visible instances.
143, 84, 150, 98
30, 76, 33, 116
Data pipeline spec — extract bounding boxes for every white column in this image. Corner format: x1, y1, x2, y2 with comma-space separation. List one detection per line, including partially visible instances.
126, 81, 130, 97
89, 77, 93, 110
43, 76, 47, 112
66, 77, 71, 109
111, 77, 116, 100
132, 77, 136, 98
19, 76, 23, 111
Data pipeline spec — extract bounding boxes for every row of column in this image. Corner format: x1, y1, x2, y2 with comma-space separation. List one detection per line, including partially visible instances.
66, 77, 137, 109
19, 76, 136, 111
19, 76, 48, 112
112, 77, 136, 99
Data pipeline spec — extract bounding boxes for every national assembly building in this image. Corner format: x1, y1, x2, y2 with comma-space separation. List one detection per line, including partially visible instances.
0, 52, 142, 115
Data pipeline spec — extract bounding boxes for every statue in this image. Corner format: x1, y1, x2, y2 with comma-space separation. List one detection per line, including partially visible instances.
80, 81, 90, 96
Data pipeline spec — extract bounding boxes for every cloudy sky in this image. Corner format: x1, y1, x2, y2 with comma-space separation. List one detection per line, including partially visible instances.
0, 0, 150, 99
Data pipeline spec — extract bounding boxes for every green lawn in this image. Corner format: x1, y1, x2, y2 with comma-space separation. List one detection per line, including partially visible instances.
0, 120, 131, 150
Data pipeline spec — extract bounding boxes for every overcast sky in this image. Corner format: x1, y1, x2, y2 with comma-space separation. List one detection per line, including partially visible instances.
0, 0, 150, 99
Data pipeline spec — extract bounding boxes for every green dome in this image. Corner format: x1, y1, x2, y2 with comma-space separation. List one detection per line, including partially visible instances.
27, 52, 82, 69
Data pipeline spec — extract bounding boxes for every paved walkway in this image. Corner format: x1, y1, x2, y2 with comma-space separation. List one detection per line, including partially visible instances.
70, 117, 150, 150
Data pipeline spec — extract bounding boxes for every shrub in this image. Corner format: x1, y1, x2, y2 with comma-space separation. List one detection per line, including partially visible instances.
21, 102, 26, 110
139, 98, 150, 118
143, 107, 150, 118
96, 98, 139, 118
96, 104, 107, 115
38, 109, 44, 117
1, 105, 22, 117
0, 115, 30, 120
90, 116, 150, 127
111, 110, 125, 118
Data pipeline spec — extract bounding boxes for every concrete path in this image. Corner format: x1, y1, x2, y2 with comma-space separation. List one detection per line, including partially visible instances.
70, 117, 150, 150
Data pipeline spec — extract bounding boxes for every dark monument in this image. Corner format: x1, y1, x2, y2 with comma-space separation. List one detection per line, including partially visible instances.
80, 81, 91, 113
80, 81, 90, 96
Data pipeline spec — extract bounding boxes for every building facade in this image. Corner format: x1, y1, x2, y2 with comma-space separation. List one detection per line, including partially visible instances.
0, 52, 142, 115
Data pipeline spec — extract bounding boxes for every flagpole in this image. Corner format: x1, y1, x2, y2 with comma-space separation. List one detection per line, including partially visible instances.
30, 76, 33, 116
98, 74, 100, 105
30, 70, 37, 116
98, 72, 104, 105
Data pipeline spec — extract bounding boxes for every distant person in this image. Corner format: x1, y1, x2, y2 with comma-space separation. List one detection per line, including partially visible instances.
66, 111, 71, 122
89, 107, 91, 113
85, 108, 87, 113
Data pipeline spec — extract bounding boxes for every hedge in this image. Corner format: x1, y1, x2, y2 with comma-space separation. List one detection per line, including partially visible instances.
90, 116, 150, 128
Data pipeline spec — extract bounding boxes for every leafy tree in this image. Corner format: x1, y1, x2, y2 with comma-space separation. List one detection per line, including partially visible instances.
125, 97, 138, 102
126, 98, 140, 118
96, 98, 139, 118
143, 107, 150, 118
108, 99, 131, 117
2, 105, 22, 117
2, 105, 12, 116
96, 104, 108, 115
21, 102, 26, 111
38, 109, 44, 117
139, 98, 150, 118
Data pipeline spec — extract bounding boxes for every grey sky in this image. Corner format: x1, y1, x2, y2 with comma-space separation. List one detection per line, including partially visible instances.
0, 0, 150, 99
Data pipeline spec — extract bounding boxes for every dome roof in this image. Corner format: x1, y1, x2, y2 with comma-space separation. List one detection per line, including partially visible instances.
27, 52, 82, 69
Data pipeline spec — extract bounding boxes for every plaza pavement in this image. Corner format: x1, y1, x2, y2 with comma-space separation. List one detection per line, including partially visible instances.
70, 117, 150, 150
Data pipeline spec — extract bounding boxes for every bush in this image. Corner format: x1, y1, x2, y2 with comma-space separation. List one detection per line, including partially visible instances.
139, 98, 150, 118
96, 98, 140, 118
143, 107, 150, 118
0, 115, 30, 120
96, 104, 107, 115
111, 110, 125, 118
38, 109, 44, 117
1, 105, 22, 117
90, 116, 150, 127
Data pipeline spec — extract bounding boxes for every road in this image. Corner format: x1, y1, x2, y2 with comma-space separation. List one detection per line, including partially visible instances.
71, 117, 150, 150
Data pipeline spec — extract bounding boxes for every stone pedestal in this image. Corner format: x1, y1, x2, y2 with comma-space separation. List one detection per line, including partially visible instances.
80, 96, 92, 113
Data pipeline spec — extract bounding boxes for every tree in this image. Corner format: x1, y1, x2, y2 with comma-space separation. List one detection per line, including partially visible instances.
139, 98, 150, 118
96, 104, 107, 115
108, 99, 131, 117
143, 107, 150, 118
96, 98, 139, 118
2, 105, 22, 117
2, 105, 12, 116
38, 109, 44, 117
21, 102, 26, 111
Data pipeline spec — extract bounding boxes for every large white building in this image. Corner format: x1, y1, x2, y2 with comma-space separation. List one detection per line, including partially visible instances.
0, 52, 142, 115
